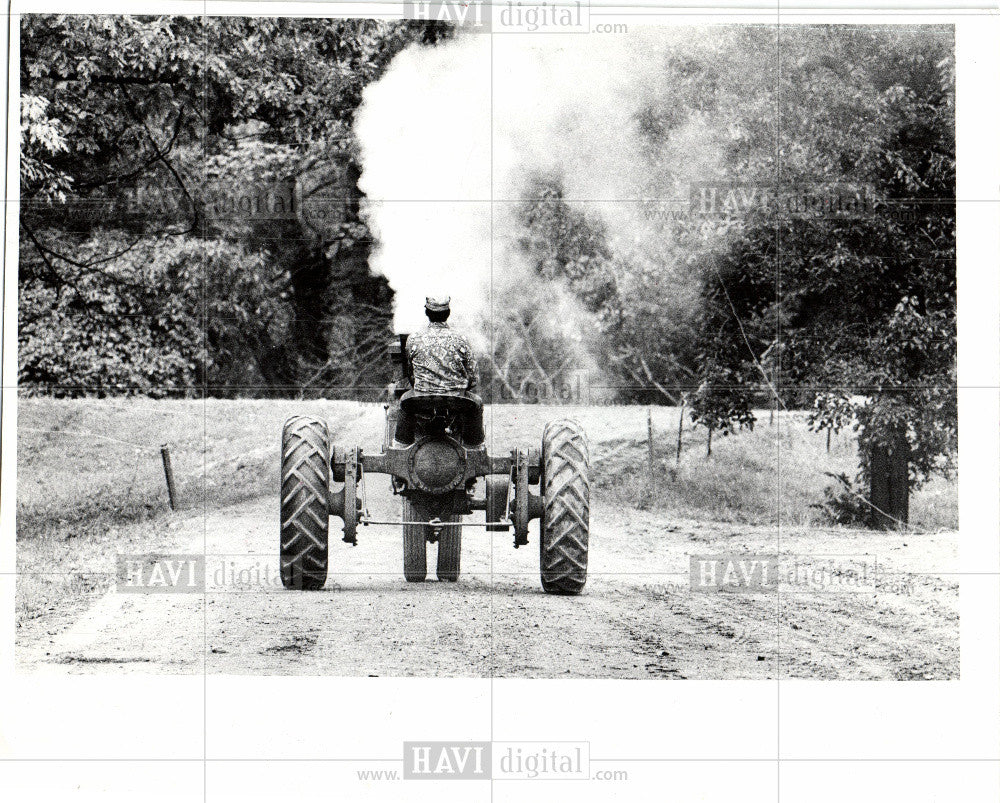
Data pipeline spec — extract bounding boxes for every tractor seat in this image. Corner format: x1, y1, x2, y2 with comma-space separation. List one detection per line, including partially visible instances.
400, 391, 478, 417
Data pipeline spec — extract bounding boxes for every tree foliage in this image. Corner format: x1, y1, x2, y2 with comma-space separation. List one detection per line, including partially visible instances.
19, 14, 451, 396
502, 27, 955, 516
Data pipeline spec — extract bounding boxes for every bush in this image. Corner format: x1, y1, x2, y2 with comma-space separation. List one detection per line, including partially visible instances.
18, 232, 289, 396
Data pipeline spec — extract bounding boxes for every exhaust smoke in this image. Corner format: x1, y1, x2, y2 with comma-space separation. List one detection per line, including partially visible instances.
356, 28, 732, 367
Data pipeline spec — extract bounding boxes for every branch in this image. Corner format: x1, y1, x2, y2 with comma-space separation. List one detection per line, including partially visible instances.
121, 88, 200, 233
29, 70, 182, 87
489, 367, 519, 400
638, 355, 680, 405
30, 229, 144, 273
21, 225, 133, 319
77, 104, 189, 191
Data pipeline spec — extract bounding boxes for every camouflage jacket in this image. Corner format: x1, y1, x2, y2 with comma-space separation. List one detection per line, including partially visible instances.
406, 322, 478, 394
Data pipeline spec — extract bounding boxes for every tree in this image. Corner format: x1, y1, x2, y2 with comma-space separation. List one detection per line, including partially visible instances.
19, 14, 451, 396
689, 27, 955, 525
502, 27, 955, 523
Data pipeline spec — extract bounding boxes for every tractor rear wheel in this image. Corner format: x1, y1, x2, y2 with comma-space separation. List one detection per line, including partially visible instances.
403, 497, 428, 582
539, 420, 590, 595
436, 516, 463, 582
280, 416, 330, 590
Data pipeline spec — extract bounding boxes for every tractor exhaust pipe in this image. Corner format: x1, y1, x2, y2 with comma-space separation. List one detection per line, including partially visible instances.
388, 333, 409, 364
387, 333, 411, 399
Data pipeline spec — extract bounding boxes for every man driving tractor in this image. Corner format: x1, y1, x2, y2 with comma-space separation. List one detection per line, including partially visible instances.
280, 295, 590, 593
394, 296, 486, 446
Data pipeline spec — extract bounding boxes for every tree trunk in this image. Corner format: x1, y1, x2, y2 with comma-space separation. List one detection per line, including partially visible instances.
868, 432, 910, 529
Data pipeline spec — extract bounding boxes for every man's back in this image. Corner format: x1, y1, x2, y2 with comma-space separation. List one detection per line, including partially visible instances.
406, 322, 478, 394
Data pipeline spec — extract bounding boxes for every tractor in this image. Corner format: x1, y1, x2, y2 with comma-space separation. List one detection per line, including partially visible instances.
279, 334, 590, 594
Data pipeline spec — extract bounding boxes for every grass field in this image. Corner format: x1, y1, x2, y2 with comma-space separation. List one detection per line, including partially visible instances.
595, 408, 957, 530
15, 398, 957, 631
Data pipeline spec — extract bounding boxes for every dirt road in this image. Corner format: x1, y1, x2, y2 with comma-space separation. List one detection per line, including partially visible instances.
17, 406, 959, 679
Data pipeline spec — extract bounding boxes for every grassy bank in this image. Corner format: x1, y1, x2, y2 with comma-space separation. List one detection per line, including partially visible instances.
593, 407, 956, 531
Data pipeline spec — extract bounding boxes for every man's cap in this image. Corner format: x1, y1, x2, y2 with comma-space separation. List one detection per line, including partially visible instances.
425, 295, 451, 312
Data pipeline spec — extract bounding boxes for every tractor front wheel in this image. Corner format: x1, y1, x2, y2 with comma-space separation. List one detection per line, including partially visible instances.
539, 420, 591, 595
436, 516, 463, 582
280, 416, 331, 590
403, 497, 428, 582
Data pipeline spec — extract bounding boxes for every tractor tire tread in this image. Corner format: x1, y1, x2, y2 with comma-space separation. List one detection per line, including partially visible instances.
540, 420, 590, 595
436, 514, 462, 582
403, 497, 428, 582
280, 416, 330, 590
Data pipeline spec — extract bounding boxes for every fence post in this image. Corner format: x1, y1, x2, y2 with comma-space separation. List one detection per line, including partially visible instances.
675, 399, 684, 464
160, 444, 178, 511
647, 407, 655, 486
